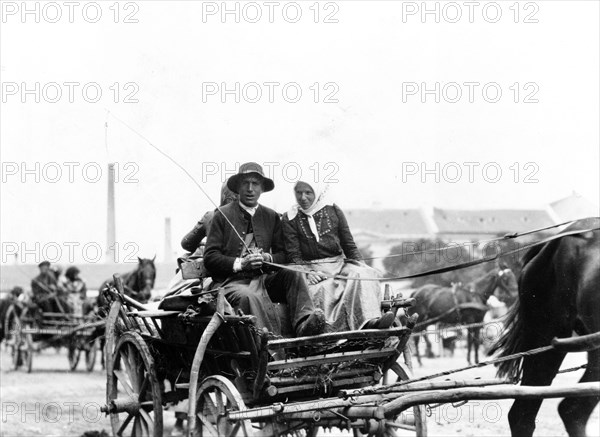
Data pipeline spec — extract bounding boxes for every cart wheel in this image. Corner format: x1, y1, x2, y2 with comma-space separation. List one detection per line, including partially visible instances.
85, 338, 98, 372
105, 299, 133, 372
21, 322, 34, 373
3, 305, 18, 346
193, 375, 253, 437
5, 305, 22, 370
10, 315, 33, 373
68, 342, 82, 371
362, 348, 426, 437
107, 331, 163, 437
376, 352, 426, 437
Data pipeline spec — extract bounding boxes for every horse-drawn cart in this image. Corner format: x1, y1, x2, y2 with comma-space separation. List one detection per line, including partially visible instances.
5, 302, 103, 373
101, 275, 429, 436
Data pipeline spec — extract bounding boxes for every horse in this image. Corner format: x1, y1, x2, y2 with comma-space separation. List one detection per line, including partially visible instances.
409, 264, 519, 365
97, 256, 157, 307
489, 217, 599, 437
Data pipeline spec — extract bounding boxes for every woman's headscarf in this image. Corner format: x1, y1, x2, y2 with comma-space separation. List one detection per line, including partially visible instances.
287, 181, 333, 242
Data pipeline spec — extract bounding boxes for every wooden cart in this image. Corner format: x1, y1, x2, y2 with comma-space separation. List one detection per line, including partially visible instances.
101, 275, 427, 436
6, 302, 103, 373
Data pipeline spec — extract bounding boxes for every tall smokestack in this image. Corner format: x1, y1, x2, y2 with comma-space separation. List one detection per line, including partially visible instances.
164, 217, 173, 262
106, 163, 116, 262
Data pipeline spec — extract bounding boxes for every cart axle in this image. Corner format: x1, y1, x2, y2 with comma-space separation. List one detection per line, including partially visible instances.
101, 398, 141, 415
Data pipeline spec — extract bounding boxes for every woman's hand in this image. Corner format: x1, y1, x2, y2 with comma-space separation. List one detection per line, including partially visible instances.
307, 272, 326, 285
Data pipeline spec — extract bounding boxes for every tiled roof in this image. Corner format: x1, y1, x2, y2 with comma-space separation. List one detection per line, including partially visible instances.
433, 208, 555, 234
345, 209, 431, 236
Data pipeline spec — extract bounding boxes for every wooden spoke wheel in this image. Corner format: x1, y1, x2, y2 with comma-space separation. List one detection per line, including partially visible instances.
8, 311, 33, 373
68, 341, 81, 371
362, 346, 426, 437
4, 305, 21, 369
353, 419, 418, 437
104, 299, 134, 373
352, 346, 426, 437
107, 331, 163, 437
193, 375, 253, 437
21, 328, 33, 373
3, 305, 18, 347
85, 337, 98, 372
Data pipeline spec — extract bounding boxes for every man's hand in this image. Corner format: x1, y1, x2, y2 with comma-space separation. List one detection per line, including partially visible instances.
307, 272, 326, 285
241, 253, 264, 271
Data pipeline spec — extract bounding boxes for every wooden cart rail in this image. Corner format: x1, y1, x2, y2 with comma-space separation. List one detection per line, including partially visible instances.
227, 378, 511, 421
382, 382, 600, 418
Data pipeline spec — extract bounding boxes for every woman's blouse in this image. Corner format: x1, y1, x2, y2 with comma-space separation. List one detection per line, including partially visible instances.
282, 204, 362, 263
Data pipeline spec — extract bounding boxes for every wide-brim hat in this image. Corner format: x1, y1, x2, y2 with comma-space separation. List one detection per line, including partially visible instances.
227, 162, 275, 194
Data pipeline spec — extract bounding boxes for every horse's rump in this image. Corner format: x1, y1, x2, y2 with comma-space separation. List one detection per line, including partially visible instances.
490, 217, 600, 380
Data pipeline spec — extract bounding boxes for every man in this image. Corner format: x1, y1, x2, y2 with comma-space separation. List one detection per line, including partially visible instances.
31, 261, 69, 313
204, 162, 325, 337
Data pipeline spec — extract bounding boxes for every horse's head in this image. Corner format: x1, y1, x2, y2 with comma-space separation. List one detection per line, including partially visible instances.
136, 256, 156, 303
471, 265, 518, 307
493, 267, 518, 307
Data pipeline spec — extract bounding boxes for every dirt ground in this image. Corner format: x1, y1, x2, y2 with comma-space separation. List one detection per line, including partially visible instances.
1, 343, 598, 437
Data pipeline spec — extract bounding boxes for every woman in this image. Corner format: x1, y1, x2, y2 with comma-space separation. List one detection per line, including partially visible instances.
282, 181, 394, 332
62, 266, 87, 315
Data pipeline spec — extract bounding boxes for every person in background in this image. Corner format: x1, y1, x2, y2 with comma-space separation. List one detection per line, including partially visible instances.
282, 181, 394, 332
61, 266, 87, 315
181, 182, 238, 257
164, 183, 239, 297
31, 261, 70, 313
62, 266, 87, 297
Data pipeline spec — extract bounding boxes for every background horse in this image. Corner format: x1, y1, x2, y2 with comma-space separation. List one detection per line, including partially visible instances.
409, 264, 518, 365
83, 257, 156, 368
490, 217, 599, 437
97, 256, 156, 307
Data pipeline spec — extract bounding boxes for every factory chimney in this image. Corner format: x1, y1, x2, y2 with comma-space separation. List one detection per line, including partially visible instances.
106, 163, 116, 262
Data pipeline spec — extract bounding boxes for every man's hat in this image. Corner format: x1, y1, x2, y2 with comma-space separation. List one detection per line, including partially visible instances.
227, 162, 275, 194
38, 260, 51, 268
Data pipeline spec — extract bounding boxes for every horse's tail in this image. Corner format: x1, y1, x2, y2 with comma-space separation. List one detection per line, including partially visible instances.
488, 298, 526, 380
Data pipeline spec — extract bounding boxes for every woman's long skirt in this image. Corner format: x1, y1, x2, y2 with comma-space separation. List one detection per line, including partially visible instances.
301, 256, 383, 332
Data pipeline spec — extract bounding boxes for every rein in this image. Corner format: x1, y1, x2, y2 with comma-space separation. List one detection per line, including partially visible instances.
264, 225, 600, 282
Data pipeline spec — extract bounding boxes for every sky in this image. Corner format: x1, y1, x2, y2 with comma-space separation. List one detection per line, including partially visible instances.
1, 0, 599, 264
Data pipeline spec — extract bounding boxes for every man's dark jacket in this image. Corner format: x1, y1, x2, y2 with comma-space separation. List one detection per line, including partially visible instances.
204, 202, 286, 282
